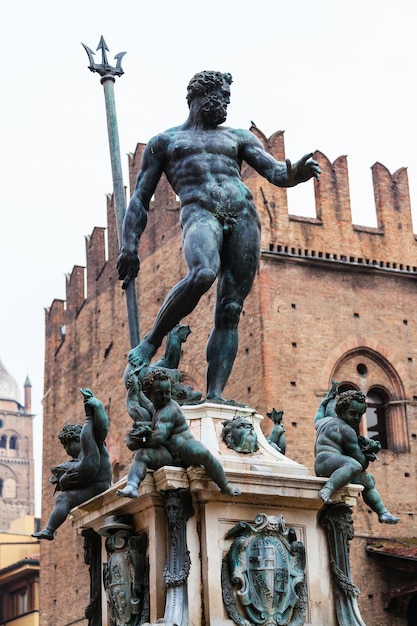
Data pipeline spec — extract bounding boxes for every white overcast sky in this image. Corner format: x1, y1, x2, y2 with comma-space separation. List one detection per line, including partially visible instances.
1, 0, 416, 512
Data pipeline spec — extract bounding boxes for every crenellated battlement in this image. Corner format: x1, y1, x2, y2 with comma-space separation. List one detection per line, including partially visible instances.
45, 127, 417, 355
243, 127, 416, 268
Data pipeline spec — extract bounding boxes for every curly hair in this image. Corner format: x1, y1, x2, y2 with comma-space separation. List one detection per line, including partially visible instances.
335, 390, 366, 417
58, 423, 82, 445
142, 369, 173, 396
186, 71, 233, 106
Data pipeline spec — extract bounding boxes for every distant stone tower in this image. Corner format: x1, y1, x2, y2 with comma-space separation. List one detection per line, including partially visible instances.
0, 358, 35, 530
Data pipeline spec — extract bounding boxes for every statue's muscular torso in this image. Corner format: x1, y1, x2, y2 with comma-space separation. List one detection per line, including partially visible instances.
158, 126, 258, 223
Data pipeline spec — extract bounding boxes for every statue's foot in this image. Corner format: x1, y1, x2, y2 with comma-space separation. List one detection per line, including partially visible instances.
378, 510, 400, 524
116, 485, 139, 499
183, 391, 203, 405
32, 528, 54, 541
318, 487, 333, 503
206, 394, 248, 408
206, 392, 225, 403
222, 484, 241, 497
128, 340, 157, 368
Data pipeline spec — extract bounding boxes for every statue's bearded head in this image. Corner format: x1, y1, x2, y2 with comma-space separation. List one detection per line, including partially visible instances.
222, 416, 259, 454
186, 71, 233, 126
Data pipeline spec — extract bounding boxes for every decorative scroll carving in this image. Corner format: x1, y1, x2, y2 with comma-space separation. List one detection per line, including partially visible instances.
99, 515, 149, 626
319, 503, 366, 626
82, 528, 102, 626
160, 488, 194, 626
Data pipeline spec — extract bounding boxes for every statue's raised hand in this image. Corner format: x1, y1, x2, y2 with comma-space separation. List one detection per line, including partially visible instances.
79, 387, 103, 417
59, 467, 81, 490
117, 247, 140, 289
286, 153, 321, 184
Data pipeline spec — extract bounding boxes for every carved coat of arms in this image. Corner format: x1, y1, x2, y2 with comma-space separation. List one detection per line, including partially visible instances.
222, 514, 307, 626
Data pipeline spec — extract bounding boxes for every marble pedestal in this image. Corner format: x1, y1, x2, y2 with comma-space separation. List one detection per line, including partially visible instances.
71, 402, 362, 626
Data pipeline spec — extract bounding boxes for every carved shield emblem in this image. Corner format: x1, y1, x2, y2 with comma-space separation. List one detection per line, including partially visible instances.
222, 514, 307, 626
106, 549, 133, 623
100, 517, 149, 626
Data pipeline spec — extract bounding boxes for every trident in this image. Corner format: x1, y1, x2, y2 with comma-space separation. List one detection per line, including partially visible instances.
82, 36, 140, 348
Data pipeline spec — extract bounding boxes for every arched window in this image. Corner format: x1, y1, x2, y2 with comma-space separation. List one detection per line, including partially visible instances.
337, 382, 358, 394
0, 435, 6, 449
9, 436, 18, 450
331, 347, 408, 452
0, 478, 3, 497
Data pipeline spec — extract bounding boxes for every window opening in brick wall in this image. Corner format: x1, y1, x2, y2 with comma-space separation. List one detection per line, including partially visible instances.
287, 180, 316, 218
337, 382, 358, 394
366, 388, 388, 449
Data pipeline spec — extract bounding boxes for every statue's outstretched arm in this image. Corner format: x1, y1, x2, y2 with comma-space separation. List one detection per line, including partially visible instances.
240, 130, 320, 188
80, 388, 109, 445
314, 379, 339, 425
117, 134, 167, 288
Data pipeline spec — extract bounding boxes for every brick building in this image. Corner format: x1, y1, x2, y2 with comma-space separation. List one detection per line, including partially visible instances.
40, 127, 417, 625
0, 359, 35, 531
0, 515, 40, 625
0, 363, 39, 624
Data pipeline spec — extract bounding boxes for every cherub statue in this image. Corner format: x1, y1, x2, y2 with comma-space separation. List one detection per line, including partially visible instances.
33, 389, 112, 540
314, 387, 399, 524
117, 370, 240, 499
124, 325, 202, 408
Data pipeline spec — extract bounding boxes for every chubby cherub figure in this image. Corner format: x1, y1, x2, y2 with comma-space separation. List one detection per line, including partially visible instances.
117, 370, 240, 499
314, 388, 399, 524
33, 389, 112, 540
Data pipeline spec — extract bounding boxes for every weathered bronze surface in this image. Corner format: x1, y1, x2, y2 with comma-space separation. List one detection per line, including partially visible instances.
222, 513, 307, 625
83, 36, 140, 348
267, 408, 286, 454
33, 389, 112, 540
117, 370, 240, 499
221, 415, 259, 453
314, 387, 400, 524
125, 325, 202, 410
82, 528, 102, 626
99, 515, 149, 625
117, 70, 320, 402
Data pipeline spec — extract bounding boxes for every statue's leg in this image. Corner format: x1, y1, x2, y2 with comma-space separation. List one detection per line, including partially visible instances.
357, 472, 400, 523
206, 214, 260, 401
184, 440, 240, 496
32, 492, 78, 540
129, 211, 222, 367
116, 452, 148, 499
317, 457, 363, 503
206, 298, 241, 401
